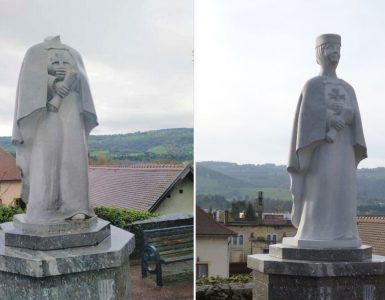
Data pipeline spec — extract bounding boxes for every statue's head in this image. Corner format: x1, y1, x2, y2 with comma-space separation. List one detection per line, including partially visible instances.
315, 34, 341, 69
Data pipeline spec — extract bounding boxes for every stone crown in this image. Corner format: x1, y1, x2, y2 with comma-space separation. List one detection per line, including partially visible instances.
316, 34, 341, 47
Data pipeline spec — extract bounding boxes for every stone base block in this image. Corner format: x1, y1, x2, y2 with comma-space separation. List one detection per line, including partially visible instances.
269, 243, 372, 261
0, 226, 135, 300
248, 252, 385, 300
282, 236, 361, 249
2, 216, 111, 250
0, 257, 130, 300
13, 214, 99, 234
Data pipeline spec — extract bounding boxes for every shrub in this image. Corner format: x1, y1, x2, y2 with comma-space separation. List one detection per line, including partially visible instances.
94, 206, 158, 229
0, 204, 24, 223
196, 274, 253, 285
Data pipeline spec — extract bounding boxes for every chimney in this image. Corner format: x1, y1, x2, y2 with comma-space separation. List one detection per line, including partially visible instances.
256, 191, 264, 225
224, 210, 229, 225
212, 211, 217, 220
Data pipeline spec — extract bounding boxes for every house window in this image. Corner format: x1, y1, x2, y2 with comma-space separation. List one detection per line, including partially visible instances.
266, 233, 277, 245
232, 234, 244, 246
196, 264, 208, 278
179, 189, 183, 194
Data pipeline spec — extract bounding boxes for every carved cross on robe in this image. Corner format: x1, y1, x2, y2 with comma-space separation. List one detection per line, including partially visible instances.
328, 87, 346, 101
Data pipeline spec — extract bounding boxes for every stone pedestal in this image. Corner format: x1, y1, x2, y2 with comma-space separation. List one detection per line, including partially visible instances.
248, 244, 385, 300
0, 215, 135, 300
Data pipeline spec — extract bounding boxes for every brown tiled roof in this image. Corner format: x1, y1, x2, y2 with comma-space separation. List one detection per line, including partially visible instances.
0, 148, 21, 181
196, 206, 235, 236
357, 215, 385, 256
88, 164, 192, 212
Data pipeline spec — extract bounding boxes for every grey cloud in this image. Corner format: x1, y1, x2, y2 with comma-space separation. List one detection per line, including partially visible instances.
0, 0, 193, 136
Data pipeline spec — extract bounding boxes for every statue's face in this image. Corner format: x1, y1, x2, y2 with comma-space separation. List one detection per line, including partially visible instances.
323, 42, 340, 66
50, 54, 70, 68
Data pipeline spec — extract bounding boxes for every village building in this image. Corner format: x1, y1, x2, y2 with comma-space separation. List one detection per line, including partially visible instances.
196, 206, 235, 277
210, 192, 297, 274
89, 164, 193, 215
357, 215, 385, 256
224, 211, 296, 266
0, 148, 21, 205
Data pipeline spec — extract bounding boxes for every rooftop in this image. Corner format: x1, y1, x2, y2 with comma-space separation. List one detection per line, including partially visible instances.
89, 164, 192, 212
357, 215, 385, 256
196, 206, 235, 236
0, 148, 20, 181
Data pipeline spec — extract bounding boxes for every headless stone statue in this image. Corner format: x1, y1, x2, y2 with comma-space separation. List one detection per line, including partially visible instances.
12, 36, 98, 223
284, 34, 367, 248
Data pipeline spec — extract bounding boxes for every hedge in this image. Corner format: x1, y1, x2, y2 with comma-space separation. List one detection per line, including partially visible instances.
196, 274, 253, 285
0, 204, 24, 223
0, 205, 156, 229
94, 206, 158, 229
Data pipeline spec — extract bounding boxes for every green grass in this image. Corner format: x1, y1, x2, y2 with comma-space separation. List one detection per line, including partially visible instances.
149, 145, 169, 154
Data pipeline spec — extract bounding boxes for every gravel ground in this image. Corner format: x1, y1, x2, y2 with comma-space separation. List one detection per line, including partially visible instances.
130, 263, 193, 300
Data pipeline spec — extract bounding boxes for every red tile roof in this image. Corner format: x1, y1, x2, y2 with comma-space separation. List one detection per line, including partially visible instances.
88, 164, 192, 212
357, 215, 385, 256
196, 206, 235, 236
0, 148, 21, 181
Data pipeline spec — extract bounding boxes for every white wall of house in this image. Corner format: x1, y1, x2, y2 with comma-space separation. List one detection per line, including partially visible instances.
0, 181, 21, 205
155, 178, 193, 215
196, 236, 230, 277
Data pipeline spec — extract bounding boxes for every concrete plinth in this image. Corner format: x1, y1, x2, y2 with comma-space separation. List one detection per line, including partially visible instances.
2, 216, 111, 250
248, 244, 385, 300
0, 217, 135, 300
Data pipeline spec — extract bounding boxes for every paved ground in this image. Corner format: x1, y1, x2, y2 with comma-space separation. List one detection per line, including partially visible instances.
130, 263, 193, 300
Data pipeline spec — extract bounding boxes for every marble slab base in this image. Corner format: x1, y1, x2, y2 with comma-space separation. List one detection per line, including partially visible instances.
0, 226, 135, 300
248, 250, 385, 300
282, 236, 361, 249
1, 217, 111, 250
13, 214, 98, 234
269, 243, 372, 261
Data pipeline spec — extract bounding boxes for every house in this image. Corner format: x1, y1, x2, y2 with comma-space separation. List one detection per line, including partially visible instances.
196, 206, 235, 277
224, 210, 296, 264
357, 215, 385, 256
213, 192, 296, 274
0, 148, 21, 205
88, 164, 193, 215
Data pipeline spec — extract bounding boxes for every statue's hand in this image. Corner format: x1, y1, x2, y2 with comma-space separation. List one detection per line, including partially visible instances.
330, 116, 345, 131
54, 81, 70, 98
66, 67, 78, 83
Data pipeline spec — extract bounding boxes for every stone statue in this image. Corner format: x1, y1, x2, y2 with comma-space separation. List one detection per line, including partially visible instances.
12, 36, 98, 222
284, 34, 367, 248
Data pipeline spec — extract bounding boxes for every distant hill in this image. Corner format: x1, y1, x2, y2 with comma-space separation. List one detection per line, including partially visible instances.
197, 161, 385, 214
0, 128, 193, 163
197, 161, 291, 201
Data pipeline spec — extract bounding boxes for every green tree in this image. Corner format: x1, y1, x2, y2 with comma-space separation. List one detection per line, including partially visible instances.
245, 202, 256, 221
230, 200, 247, 219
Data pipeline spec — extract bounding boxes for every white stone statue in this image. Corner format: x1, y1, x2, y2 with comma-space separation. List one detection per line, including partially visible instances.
284, 34, 367, 248
12, 36, 98, 222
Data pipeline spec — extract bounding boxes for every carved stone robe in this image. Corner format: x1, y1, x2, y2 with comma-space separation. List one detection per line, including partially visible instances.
288, 76, 367, 245
12, 37, 98, 222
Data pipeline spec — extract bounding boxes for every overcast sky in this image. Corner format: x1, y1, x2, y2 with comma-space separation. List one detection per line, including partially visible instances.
195, 0, 385, 168
0, 0, 193, 136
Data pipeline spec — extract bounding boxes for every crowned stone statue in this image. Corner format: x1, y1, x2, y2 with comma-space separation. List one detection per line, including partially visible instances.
284, 34, 367, 249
